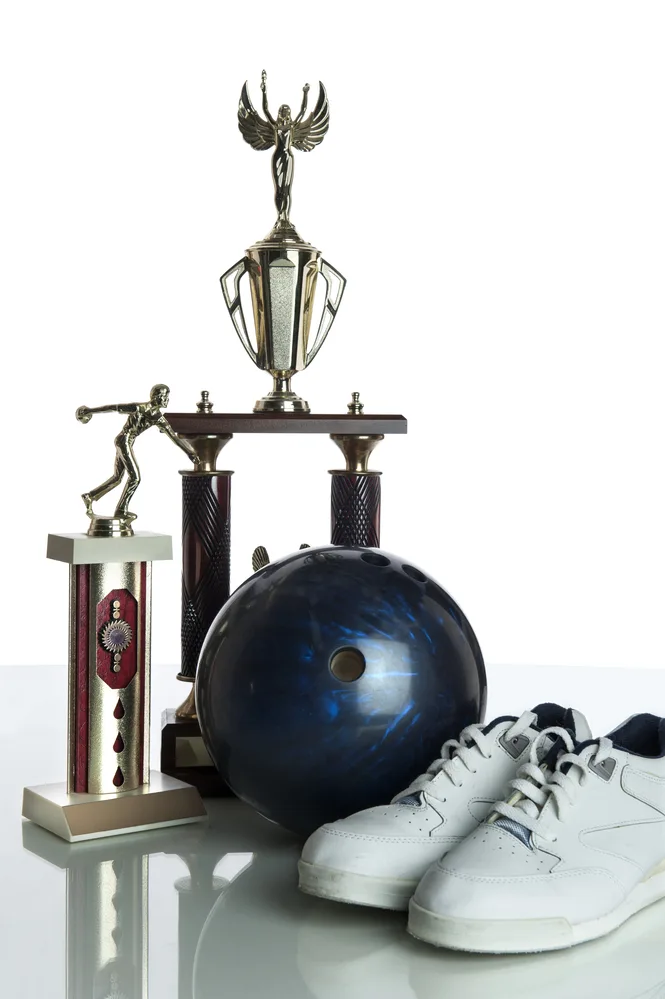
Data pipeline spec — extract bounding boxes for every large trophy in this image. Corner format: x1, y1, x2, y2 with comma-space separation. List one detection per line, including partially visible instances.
22, 386, 207, 840
220, 71, 346, 413
160, 75, 407, 793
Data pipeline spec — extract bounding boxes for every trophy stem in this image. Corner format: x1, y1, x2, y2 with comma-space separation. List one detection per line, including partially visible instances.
254, 374, 310, 413
175, 684, 197, 721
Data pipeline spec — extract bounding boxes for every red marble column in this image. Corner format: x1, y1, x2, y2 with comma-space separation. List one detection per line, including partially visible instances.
180, 472, 232, 680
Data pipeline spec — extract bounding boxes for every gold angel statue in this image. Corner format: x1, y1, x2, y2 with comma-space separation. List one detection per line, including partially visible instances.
238, 70, 329, 226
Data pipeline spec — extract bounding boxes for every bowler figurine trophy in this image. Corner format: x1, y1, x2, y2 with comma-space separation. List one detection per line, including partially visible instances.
161, 74, 407, 794
22, 385, 207, 841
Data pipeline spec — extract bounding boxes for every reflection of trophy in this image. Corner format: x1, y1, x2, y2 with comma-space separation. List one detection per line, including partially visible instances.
23, 823, 154, 999
22, 387, 207, 841
22, 821, 228, 999
220, 71, 346, 414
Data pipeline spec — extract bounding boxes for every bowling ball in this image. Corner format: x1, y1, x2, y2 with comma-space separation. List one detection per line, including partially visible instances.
196, 545, 486, 836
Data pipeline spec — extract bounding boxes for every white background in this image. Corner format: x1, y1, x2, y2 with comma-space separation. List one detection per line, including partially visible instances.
1, 1, 663, 670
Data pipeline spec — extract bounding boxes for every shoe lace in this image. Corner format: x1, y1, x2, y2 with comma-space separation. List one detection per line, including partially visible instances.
493, 735, 615, 842
395, 710, 538, 799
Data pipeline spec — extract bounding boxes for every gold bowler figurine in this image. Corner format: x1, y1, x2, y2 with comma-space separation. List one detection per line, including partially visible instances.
76, 383, 199, 536
221, 71, 346, 414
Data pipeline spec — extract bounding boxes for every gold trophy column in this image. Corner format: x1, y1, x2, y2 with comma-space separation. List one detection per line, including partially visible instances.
330, 394, 384, 547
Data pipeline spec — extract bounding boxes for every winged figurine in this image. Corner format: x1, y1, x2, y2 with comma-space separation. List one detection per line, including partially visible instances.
238, 70, 329, 227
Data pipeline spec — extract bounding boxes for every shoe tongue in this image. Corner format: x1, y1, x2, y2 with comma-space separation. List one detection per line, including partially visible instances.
492, 710, 579, 848
531, 703, 591, 741
539, 733, 573, 771
531, 702, 566, 728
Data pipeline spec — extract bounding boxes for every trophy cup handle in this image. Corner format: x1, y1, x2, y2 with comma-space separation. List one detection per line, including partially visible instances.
305, 259, 347, 367
220, 258, 258, 365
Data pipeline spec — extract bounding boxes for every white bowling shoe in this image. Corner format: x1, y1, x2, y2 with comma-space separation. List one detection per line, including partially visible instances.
298, 703, 590, 910
409, 712, 665, 953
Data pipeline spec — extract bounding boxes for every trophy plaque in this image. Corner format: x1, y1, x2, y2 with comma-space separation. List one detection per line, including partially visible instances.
22, 386, 207, 841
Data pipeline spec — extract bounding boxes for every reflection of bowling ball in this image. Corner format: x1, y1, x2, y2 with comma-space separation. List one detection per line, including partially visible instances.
193, 850, 411, 999
196, 545, 486, 836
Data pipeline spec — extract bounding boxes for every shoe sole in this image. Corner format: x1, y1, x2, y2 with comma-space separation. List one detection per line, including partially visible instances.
297, 860, 418, 911
408, 864, 665, 953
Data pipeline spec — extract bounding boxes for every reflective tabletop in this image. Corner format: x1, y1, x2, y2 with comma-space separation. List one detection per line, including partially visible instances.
6, 665, 665, 998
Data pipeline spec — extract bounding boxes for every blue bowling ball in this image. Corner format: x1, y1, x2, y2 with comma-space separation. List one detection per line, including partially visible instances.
196, 545, 486, 836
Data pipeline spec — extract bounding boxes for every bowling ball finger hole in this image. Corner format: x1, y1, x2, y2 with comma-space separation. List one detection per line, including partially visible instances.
360, 552, 390, 567
330, 647, 366, 682
403, 564, 427, 583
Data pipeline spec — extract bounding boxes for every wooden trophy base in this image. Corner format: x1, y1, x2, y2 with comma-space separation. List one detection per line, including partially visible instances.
22, 771, 207, 842
160, 711, 233, 798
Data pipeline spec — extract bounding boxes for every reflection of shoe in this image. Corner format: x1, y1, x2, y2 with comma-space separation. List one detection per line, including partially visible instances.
408, 897, 665, 999
298, 704, 590, 910
409, 712, 665, 953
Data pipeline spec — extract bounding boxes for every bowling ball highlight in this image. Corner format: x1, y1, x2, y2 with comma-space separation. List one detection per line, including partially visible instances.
196, 545, 486, 836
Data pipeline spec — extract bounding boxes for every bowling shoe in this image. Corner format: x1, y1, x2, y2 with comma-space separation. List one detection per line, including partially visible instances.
298, 703, 591, 910
408, 712, 665, 953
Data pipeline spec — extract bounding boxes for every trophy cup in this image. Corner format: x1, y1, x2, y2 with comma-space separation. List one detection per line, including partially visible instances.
22, 386, 207, 841
220, 71, 346, 413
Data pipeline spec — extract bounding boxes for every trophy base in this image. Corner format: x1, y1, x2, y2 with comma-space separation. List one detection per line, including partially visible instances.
161, 709, 234, 798
86, 512, 137, 538
22, 771, 207, 842
254, 392, 310, 414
